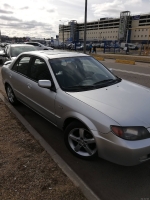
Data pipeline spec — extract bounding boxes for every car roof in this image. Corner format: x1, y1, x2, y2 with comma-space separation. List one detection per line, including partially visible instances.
20, 50, 89, 59
25, 42, 40, 44
8, 44, 35, 47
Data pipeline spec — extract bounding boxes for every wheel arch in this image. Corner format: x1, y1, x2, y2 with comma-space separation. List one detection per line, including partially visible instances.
63, 114, 97, 132
5, 82, 12, 91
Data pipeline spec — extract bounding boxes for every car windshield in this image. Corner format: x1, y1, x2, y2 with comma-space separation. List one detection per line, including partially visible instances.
10, 46, 36, 57
50, 56, 121, 92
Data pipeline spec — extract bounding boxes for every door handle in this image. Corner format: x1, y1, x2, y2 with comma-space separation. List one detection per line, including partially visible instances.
27, 83, 32, 89
9, 73, 12, 78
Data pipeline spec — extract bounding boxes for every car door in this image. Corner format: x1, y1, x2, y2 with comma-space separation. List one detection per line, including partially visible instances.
26, 56, 56, 124
10, 55, 33, 105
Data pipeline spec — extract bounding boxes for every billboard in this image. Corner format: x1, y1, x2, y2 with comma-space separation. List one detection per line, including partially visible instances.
132, 15, 140, 20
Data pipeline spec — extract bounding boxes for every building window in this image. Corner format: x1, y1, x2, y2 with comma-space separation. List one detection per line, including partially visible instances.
141, 35, 143, 37
139, 29, 140, 31
138, 35, 139, 37
145, 35, 147, 37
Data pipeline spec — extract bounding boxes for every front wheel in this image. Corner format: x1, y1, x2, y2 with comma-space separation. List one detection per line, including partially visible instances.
64, 121, 97, 159
6, 85, 18, 105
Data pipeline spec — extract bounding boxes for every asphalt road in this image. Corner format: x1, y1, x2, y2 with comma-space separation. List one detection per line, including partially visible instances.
1, 60, 150, 200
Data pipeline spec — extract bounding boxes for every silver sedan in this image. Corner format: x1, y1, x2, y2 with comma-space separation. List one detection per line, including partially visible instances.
1, 50, 150, 166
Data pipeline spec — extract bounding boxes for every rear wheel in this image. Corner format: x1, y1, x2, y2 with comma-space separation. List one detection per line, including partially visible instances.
6, 85, 18, 105
64, 121, 97, 159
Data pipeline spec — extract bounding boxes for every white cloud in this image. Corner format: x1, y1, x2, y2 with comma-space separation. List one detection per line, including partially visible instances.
0, 0, 150, 38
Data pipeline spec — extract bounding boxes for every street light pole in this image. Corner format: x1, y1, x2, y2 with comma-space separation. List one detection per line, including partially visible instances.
83, 0, 87, 53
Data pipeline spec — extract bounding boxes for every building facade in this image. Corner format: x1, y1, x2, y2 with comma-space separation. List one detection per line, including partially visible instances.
59, 11, 150, 44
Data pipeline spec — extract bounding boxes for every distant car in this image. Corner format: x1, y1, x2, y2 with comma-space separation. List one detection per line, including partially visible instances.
95, 43, 100, 48
0, 44, 36, 65
0, 47, 5, 64
25, 42, 54, 50
120, 43, 139, 50
71, 44, 83, 50
2, 50, 150, 166
100, 43, 105, 48
0, 42, 9, 49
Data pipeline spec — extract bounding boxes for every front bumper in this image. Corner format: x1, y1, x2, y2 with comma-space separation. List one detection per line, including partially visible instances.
92, 130, 150, 166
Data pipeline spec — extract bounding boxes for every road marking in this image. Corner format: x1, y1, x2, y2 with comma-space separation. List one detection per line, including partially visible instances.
113, 68, 150, 77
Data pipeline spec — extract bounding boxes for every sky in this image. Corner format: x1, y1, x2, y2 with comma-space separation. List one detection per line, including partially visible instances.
0, 0, 150, 39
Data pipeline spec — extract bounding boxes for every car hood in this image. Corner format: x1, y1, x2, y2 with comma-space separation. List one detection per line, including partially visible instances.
67, 80, 150, 127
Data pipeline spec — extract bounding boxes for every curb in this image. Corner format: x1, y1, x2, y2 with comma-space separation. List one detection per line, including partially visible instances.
0, 92, 100, 200
115, 59, 135, 65
93, 55, 105, 61
95, 53, 150, 63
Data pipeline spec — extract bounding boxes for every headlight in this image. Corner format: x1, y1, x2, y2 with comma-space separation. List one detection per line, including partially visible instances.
111, 126, 150, 140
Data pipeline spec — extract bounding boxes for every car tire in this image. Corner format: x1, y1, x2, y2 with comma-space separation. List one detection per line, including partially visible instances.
64, 121, 97, 159
6, 85, 18, 105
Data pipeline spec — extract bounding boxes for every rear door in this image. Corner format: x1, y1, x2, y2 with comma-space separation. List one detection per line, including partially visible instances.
10, 55, 33, 105
25, 56, 56, 124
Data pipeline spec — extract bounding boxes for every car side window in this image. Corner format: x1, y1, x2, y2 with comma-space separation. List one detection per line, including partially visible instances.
5, 46, 9, 56
12, 56, 31, 76
29, 58, 52, 82
32, 43, 38, 46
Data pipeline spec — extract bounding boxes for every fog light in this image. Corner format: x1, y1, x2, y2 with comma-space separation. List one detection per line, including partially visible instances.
140, 155, 148, 161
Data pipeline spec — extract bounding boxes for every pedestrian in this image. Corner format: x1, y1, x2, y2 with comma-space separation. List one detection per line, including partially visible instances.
93, 45, 96, 53
124, 43, 129, 55
89, 43, 92, 53
126, 44, 129, 54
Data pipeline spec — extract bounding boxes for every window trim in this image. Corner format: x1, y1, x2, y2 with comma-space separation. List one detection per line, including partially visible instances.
11, 55, 32, 78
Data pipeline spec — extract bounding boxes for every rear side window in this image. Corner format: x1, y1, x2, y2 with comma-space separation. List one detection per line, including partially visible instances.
12, 56, 31, 76
30, 43, 39, 46
29, 58, 52, 82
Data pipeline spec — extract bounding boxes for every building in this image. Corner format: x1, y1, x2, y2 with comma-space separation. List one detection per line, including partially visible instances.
59, 11, 150, 44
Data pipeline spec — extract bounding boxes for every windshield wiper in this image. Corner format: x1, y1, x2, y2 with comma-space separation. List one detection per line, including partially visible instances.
94, 78, 121, 85
65, 85, 95, 91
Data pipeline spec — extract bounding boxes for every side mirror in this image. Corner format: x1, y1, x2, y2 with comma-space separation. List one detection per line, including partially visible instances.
1, 52, 7, 57
38, 80, 52, 88
109, 68, 113, 72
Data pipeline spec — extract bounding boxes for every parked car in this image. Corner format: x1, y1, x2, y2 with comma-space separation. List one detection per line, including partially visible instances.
95, 43, 101, 48
120, 43, 139, 50
25, 42, 54, 50
0, 44, 36, 65
1, 50, 150, 166
0, 42, 10, 49
71, 43, 83, 50
0, 47, 5, 64
100, 43, 105, 48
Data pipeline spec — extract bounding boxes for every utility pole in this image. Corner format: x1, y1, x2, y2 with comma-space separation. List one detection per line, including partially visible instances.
0, 30, 1, 43
63, 24, 64, 49
83, 0, 87, 53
